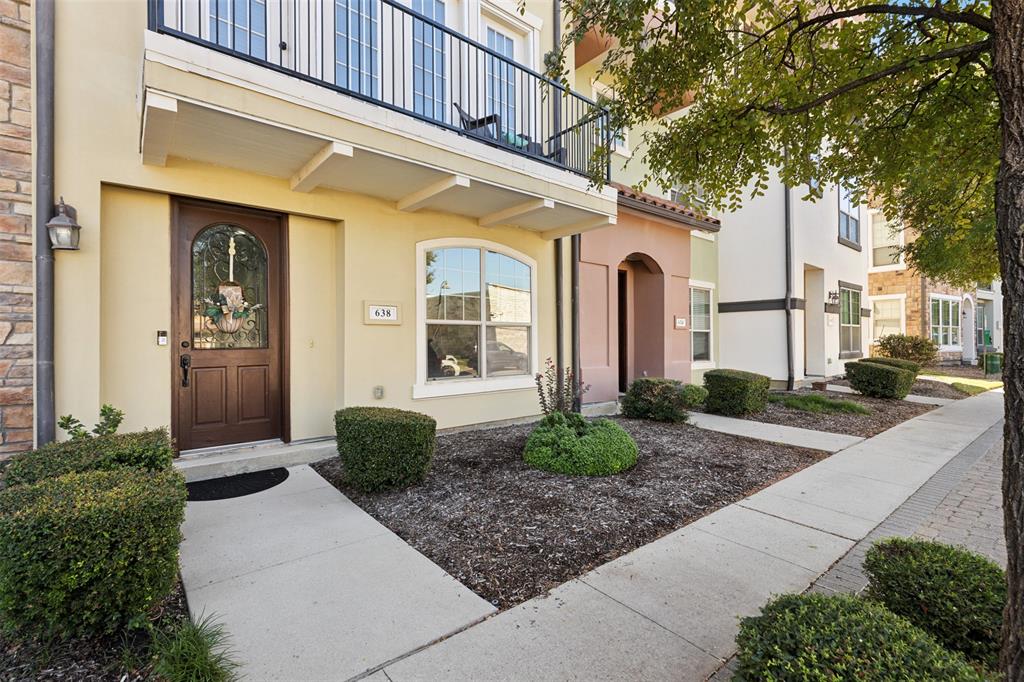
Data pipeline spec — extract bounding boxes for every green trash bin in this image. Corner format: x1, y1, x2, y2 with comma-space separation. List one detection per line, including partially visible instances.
984, 352, 1003, 376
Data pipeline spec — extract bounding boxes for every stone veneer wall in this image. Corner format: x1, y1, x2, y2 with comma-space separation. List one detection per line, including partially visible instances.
867, 267, 967, 362
0, 0, 33, 454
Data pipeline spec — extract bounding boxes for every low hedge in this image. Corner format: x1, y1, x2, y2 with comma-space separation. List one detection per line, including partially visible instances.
703, 369, 770, 416
876, 333, 938, 365
864, 537, 1006, 669
335, 407, 436, 492
734, 593, 986, 681
862, 356, 922, 376
0, 468, 187, 639
524, 412, 637, 476
2, 429, 175, 489
846, 360, 916, 399
621, 378, 706, 422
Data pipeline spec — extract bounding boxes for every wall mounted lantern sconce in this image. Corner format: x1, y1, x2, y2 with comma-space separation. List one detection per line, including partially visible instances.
47, 197, 81, 251
827, 290, 840, 305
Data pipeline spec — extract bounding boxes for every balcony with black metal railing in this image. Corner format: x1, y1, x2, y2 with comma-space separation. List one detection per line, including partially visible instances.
148, 0, 610, 182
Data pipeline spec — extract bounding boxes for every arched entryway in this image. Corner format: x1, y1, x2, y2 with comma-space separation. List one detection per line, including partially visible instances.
617, 252, 666, 392
961, 296, 977, 365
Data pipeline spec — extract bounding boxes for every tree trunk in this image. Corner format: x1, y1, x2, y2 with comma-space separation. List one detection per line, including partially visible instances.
993, 0, 1024, 678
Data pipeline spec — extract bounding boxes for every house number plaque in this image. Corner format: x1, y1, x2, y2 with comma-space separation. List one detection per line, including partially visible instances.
364, 301, 401, 325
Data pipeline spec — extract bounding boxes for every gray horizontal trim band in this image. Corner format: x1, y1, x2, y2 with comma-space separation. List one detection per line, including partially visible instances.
824, 303, 841, 314
838, 280, 863, 291
860, 307, 872, 318
719, 298, 806, 313
838, 236, 863, 252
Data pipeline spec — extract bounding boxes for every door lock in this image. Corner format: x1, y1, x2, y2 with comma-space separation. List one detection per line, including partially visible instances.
180, 354, 191, 387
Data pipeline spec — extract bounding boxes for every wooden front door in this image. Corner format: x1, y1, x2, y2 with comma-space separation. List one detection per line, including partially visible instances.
172, 200, 286, 451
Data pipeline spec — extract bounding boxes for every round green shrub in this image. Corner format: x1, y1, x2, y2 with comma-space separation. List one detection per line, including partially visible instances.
703, 369, 770, 416
621, 378, 705, 422
846, 360, 916, 399
0, 468, 187, 639
2, 429, 175, 489
864, 537, 1006, 669
524, 412, 638, 476
734, 593, 987, 681
861, 356, 921, 376
876, 333, 939, 365
335, 407, 436, 492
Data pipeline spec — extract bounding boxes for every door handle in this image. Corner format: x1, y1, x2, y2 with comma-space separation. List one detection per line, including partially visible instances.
180, 354, 191, 387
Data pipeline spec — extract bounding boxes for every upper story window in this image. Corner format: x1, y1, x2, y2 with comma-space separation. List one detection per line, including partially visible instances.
419, 240, 537, 397
838, 185, 860, 247
210, 0, 268, 58
412, 0, 447, 123
870, 212, 903, 268
839, 286, 862, 355
592, 82, 628, 156
930, 296, 961, 348
485, 28, 518, 138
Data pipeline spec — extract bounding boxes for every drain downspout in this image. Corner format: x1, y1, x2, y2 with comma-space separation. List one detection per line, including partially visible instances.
783, 175, 795, 391
553, 2, 564, 382
35, 0, 56, 445
572, 233, 581, 412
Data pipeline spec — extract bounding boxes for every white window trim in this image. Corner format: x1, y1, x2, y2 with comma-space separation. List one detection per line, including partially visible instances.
689, 279, 715, 369
591, 81, 630, 158
839, 286, 863, 354
414, 237, 539, 399
929, 293, 963, 351
869, 293, 906, 342
692, 229, 715, 242
868, 209, 906, 273
479, 0, 538, 70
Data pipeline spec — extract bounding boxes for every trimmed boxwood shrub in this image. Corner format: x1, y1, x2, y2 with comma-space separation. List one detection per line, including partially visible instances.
734, 593, 986, 681
864, 537, 1006, 669
703, 369, 770, 416
876, 333, 939, 365
845, 360, 916, 399
0, 468, 187, 639
621, 378, 706, 422
862, 356, 921, 376
335, 407, 436, 492
524, 412, 637, 476
2, 429, 174, 488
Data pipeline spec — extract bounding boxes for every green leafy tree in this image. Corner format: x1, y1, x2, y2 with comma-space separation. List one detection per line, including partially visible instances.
553, 0, 1022, 675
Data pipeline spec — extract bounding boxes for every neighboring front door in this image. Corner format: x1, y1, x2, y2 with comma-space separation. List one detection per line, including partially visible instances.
173, 200, 285, 451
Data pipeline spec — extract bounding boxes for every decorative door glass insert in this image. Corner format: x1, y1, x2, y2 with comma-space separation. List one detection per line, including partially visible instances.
192, 224, 268, 349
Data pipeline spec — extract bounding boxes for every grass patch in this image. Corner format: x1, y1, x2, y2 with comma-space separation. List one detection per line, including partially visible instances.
151, 613, 239, 682
951, 382, 989, 396
768, 393, 872, 415
919, 371, 1003, 392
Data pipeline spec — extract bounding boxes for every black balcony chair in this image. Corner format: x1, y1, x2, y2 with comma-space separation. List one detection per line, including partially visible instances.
453, 103, 501, 141
454, 102, 569, 165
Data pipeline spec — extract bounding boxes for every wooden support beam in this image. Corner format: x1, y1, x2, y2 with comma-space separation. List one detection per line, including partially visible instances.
397, 175, 471, 212
478, 198, 555, 227
540, 215, 617, 241
290, 141, 355, 192
141, 92, 178, 167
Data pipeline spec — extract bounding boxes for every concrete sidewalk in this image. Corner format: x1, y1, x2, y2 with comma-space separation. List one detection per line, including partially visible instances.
687, 410, 863, 452
383, 390, 1003, 682
179, 466, 495, 681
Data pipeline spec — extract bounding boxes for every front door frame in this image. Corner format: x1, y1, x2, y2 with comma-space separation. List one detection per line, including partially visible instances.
170, 196, 291, 452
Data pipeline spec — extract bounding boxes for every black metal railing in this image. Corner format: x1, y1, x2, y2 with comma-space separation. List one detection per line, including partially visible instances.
149, 0, 610, 180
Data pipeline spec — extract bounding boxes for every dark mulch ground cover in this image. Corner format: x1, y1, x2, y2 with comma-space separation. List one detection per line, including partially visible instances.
312, 418, 825, 610
0, 580, 189, 681
831, 377, 968, 400
922, 363, 997, 380
731, 390, 934, 438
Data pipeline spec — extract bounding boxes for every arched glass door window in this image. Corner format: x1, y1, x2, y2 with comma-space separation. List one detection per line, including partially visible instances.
192, 224, 269, 349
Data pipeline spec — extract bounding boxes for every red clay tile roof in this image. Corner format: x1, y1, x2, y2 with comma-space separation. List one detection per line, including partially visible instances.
610, 181, 721, 230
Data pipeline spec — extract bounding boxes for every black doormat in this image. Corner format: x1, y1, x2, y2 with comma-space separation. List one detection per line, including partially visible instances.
187, 467, 290, 501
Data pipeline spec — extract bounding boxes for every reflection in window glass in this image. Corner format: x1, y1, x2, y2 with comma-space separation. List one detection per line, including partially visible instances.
425, 246, 532, 382
871, 213, 901, 267
840, 288, 862, 353
426, 324, 479, 379
486, 326, 529, 376
872, 299, 902, 340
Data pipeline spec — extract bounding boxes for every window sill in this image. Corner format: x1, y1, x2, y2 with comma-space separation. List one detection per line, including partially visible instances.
937, 345, 964, 353
412, 375, 534, 400
838, 351, 863, 360
869, 263, 906, 273
838, 236, 863, 252
692, 360, 716, 370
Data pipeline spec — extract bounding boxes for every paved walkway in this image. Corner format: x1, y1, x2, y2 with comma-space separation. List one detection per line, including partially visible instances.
688, 411, 863, 452
179, 466, 495, 681
380, 390, 1004, 682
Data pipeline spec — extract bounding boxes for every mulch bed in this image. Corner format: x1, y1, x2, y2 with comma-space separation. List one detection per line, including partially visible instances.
0, 579, 189, 681
312, 418, 825, 610
831, 377, 968, 400
922, 363, 996, 380
725, 390, 935, 438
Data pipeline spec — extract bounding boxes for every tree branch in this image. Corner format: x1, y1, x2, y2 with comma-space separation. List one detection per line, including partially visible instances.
791, 4, 993, 35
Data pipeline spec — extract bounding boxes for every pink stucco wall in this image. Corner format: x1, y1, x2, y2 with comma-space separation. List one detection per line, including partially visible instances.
580, 209, 693, 404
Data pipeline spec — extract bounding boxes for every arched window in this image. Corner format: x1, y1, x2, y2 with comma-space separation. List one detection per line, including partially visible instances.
191, 223, 268, 349
417, 239, 537, 397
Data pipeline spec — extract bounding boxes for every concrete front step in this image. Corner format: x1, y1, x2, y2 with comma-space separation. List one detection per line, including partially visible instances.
174, 439, 336, 482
